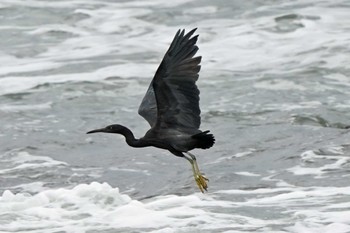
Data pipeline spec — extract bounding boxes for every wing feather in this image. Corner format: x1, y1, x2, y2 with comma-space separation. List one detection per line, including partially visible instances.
138, 28, 202, 131
153, 28, 202, 131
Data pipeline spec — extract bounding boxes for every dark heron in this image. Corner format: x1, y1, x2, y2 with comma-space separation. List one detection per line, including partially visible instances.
87, 28, 215, 192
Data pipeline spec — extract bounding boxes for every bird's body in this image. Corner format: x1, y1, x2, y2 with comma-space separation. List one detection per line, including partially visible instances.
87, 28, 215, 192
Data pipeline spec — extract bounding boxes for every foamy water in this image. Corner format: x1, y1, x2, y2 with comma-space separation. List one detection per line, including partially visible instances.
1, 0, 350, 232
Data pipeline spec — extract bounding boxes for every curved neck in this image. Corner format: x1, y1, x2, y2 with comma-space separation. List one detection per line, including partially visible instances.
119, 126, 148, 148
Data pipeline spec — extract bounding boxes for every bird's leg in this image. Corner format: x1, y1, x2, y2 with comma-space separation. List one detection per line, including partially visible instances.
186, 152, 206, 177
184, 152, 208, 193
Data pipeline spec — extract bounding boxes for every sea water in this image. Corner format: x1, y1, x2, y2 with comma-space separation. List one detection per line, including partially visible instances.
1, 0, 350, 232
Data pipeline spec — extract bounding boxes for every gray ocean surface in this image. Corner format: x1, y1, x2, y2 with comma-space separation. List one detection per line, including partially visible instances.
1, 0, 350, 232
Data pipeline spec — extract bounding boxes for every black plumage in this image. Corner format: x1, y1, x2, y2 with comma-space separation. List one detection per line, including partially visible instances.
87, 28, 215, 192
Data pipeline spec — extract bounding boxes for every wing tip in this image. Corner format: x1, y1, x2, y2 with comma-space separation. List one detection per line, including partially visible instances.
176, 28, 199, 40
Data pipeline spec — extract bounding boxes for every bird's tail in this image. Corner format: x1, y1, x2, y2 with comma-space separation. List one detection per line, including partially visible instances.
192, 130, 215, 149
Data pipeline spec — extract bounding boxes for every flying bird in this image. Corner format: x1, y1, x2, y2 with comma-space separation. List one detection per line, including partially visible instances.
87, 28, 215, 192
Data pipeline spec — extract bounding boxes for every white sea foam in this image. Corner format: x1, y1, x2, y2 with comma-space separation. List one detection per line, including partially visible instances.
26, 24, 90, 36
0, 150, 103, 193
1, 146, 350, 232
1, 182, 349, 232
0, 60, 62, 76
287, 147, 350, 177
254, 79, 307, 91
0, 182, 250, 232
265, 101, 322, 111
0, 63, 153, 95
1, 0, 349, 97
0, 102, 52, 112
0, 151, 67, 175
234, 171, 260, 177
211, 149, 255, 164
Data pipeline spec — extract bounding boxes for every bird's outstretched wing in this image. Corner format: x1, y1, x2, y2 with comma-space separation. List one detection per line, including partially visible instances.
138, 80, 157, 127
138, 28, 202, 131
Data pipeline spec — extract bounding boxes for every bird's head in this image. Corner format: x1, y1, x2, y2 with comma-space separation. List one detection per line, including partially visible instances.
86, 124, 125, 134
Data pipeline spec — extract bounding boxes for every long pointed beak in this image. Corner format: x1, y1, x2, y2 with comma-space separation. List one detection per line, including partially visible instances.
86, 128, 106, 134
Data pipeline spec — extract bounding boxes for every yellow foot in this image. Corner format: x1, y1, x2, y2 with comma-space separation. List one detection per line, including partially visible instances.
194, 173, 209, 193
